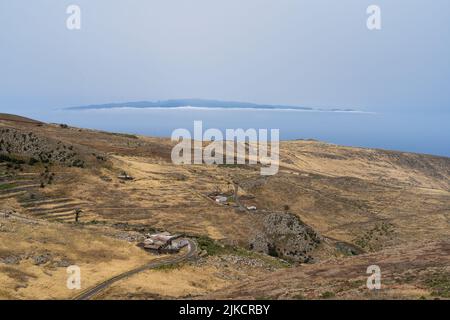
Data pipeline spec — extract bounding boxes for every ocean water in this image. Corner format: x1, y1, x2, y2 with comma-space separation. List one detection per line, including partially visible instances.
25, 108, 450, 158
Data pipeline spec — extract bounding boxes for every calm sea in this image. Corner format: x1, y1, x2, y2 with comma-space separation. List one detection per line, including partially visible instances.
24, 108, 450, 158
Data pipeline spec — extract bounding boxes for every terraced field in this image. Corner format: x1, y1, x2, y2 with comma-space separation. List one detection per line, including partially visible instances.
0, 171, 39, 201
0, 165, 95, 223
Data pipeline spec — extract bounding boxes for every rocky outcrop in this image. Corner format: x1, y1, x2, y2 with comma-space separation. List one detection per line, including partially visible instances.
0, 127, 104, 167
250, 212, 321, 263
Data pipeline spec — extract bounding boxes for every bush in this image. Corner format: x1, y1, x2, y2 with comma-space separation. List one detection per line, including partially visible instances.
28, 158, 39, 166
71, 159, 85, 168
0, 154, 25, 165
425, 272, 450, 298
196, 236, 228, 256
320, 291, 335, 299
0, 183, 16, 191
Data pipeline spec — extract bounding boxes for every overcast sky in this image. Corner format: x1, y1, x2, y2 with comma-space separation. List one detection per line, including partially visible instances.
1, 0, 449, 113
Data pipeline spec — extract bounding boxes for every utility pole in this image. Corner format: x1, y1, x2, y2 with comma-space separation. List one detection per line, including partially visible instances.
232, 179, 246, 211
227, 172, 246, 211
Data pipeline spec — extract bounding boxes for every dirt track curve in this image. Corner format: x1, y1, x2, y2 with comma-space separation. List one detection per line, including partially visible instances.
72, 239, 198, 300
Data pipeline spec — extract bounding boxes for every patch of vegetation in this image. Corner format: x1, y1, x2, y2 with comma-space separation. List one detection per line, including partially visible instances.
425, 271, 450, 298
0, 152, 45, 167
334, 279, 365, 294
116, 133, 138, 139
70, 159, 85, 168
28, 158, 39, 166
196, 236, 229, 256
101, 131, 138, 139
217, 163, 257, 170
354, 222, 395, 251
0, 154, 25, 165
335, 242, 364, 256
153, 262, 182, 272
267, 243, 278, 258
195, 236, 291, 269
82, 220, 108, 226
0, 266, 37, 282
292, 293, 306, 300
320, 291, 336, 299
0, 183, 15, 191
111, 222, 157, 234
347, 279, 365, 289
232, 246, 291, 269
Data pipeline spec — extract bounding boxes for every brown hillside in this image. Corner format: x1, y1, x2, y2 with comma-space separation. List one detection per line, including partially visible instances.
1, 115, 448, 300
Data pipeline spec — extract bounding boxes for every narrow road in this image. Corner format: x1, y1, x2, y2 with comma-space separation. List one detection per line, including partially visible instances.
72, 239, 197, 300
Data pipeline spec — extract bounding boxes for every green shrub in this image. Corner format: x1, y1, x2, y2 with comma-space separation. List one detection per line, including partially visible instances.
0, 154, 25, 165
0, 183, 15, 191
153, 263, 181, 272
28, 158, 39, 165
320, 291, 335, 299
196, 236, 228, 256
425, 272, 450, 298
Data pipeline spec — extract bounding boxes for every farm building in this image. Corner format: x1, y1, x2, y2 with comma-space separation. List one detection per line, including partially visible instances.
142, 232, 187, 253
215, 196, 228, 204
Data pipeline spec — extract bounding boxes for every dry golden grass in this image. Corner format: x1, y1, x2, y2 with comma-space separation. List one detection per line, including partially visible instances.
95, 252, 280, 300
0, 217, 157, 300
96, 265, 231, 299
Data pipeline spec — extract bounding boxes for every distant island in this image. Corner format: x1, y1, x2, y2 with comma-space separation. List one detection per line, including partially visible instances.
65, 99, 359, 113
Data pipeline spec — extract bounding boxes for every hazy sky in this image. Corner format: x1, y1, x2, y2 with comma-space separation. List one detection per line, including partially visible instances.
1, 0, 449, 113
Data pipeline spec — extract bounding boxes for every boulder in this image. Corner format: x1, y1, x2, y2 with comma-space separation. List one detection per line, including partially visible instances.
249, 212, 321, 263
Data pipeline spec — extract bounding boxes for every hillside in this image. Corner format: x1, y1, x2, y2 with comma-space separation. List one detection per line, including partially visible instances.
0, 113, 43, 124
206, 240, 450, 299
0, 115, 449, 299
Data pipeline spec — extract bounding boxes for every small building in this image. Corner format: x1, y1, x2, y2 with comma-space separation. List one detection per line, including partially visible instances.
247, 206, 257, 211
142, 232, 185, 253
215, 196, 228, 204
117, 171, 134, 180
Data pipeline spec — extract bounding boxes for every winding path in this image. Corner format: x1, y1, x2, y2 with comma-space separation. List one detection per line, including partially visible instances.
72, 239, 198, 300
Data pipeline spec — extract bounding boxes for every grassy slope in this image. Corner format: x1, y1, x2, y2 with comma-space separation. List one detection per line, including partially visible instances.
206, 240, 450, 300
0, 114, 43, 124
0, 115, 449, 299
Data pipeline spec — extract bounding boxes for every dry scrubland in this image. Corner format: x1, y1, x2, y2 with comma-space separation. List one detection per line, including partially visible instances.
0, 216, 159, 299
0, 114, 449, 299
